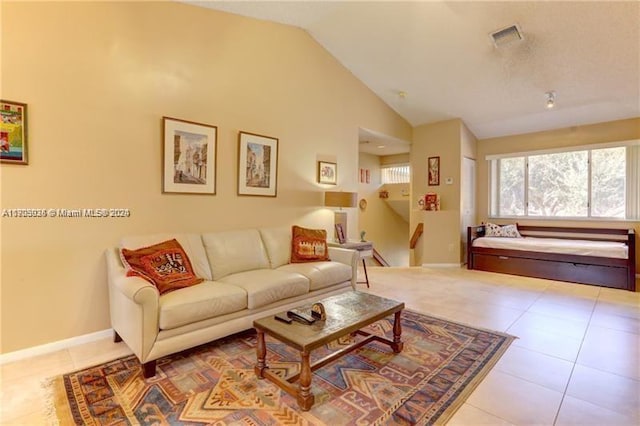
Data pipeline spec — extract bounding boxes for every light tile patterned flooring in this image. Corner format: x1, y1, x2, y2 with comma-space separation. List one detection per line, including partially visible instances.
1, 267, 639, 425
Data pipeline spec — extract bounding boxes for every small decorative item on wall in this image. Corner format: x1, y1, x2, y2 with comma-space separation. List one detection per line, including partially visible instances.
162, 117, 217, 194
1, 100, 28, 165
379, 190, 389, 199
317, 161, 337, 185
335, 223, 346, 244
359, 198, 367, 210
365, 169, 370, 183
238, 131, 279, 197
428, 156, 440, 186
424, 192, 441, 211
359, 168, 365, 183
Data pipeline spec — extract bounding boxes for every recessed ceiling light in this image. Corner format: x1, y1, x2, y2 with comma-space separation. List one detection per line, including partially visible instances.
377, 145, 386, 149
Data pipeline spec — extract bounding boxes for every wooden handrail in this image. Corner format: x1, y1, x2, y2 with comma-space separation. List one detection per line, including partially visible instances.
410, 223, 423, 249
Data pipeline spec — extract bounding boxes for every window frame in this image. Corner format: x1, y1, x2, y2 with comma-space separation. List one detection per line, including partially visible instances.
488, 140, 638, 221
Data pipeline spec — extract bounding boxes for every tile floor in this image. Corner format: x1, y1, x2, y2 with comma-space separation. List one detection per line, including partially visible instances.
1, 267, 638, 425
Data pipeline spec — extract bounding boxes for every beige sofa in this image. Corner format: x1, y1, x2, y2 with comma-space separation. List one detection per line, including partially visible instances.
106, 226, 358, 377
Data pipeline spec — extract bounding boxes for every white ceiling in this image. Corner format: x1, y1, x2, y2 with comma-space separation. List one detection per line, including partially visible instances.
182, 0, 640, 148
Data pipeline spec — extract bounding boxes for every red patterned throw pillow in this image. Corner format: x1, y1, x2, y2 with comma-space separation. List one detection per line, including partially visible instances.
291, 225, 330, 263
120, 239, 203, 295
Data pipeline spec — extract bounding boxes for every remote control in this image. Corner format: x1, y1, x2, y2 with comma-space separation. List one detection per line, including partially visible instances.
274, 313, 292, 324
287, 309, 316, 325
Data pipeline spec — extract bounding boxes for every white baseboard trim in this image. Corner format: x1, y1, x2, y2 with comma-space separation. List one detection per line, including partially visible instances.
421, 263, 463, 268
0, 328, 112, 365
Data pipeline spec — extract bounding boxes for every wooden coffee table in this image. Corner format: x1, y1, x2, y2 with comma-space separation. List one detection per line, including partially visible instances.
253, 292, 404, 411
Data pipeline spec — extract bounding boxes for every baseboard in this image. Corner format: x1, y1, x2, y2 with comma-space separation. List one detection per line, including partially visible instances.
0, 328, 112, 365
422, 263, 463, 268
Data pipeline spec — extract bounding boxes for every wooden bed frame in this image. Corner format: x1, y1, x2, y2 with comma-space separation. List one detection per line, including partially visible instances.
467, 225, 636, 291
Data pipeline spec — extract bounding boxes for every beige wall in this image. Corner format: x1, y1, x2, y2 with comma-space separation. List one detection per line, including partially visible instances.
477, 118, 640, 273
0, 1, 411, 353
358, 153, 409, 266
411, 119, 464, 264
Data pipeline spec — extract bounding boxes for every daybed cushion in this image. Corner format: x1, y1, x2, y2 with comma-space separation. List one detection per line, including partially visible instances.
259, 226, 291, 268
278, 262, 352, 291
472, 236, 628, 259
202, 229, 270, 279
219, 269, 309, 309
120, 233, 212, 280
485, 223, 521, 238
158, 281, 247, 330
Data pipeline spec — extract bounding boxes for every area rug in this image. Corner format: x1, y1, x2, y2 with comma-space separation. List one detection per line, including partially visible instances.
46, 310, 514, 425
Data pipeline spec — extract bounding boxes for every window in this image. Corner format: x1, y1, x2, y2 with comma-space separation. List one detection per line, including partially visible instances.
489, 143, 637, 220
381, 164, 410, 184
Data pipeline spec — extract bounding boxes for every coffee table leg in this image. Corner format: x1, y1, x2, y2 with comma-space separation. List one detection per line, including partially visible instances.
255, 329, 267, 378
297, 351, 315, 411
392, 311, 404, 353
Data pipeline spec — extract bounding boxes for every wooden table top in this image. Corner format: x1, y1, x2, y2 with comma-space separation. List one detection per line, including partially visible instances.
253, 291, 404, 352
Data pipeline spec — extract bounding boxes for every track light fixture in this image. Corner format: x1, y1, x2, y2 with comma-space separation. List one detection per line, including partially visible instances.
545, 91, 556, 109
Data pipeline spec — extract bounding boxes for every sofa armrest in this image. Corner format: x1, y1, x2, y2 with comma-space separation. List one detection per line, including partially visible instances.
329, 247, 359, 289
105, 248, 160, 362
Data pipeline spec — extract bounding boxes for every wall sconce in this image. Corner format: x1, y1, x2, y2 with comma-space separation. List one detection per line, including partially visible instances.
324, 191, 357, 241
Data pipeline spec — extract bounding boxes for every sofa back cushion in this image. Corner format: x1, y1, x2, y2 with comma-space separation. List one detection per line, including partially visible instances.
202, 229, 270, 279
259, 226, 291, 268
120, 233, 212, 280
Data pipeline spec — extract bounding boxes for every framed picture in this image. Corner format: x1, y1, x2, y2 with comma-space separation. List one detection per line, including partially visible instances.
238, 131, 279, 197
428, 156, 440, 186
1, 100, 28, 165
317, 161, 337, 185
162, 116, 217, 194
335, 223, 346, 244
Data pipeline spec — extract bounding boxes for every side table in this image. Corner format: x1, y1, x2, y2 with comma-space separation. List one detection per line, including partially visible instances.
328, 240, 373, 287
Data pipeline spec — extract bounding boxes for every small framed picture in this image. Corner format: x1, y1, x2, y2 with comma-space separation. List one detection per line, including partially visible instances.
1, 100, 28, 165
162, 117, 217, 194
335, 223, 346, 244
318, 161, 337, 185
238, 131, 279, 197
428, 156, 440, 186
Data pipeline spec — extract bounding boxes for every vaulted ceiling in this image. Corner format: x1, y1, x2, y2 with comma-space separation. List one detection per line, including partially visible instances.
182, 1, 640, 142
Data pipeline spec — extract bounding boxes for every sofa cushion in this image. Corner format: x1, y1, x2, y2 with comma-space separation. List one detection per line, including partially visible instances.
120, 233, 212, 280
158, 281, 247, 330
219, 269, 309, 309
202, 229, 270, 279
120, 239, 204, 295
259, 226, 291, 268
278, 261, 352, 291
291, 225, 329, 263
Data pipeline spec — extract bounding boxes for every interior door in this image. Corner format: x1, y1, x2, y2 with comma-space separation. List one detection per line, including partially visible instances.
461, 157, 476, 264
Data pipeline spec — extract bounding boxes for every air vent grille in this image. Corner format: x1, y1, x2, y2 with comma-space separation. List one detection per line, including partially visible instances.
490, 24, 523, 47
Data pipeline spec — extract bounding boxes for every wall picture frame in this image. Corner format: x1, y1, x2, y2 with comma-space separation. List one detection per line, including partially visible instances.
428, 156, 440, 186
317, 161, 337, 185
162, 116, 217, 195
1, 100, 28, 165
238, 131, 279, 197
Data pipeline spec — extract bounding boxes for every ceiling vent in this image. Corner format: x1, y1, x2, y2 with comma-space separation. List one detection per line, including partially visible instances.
490, 24, 524, 48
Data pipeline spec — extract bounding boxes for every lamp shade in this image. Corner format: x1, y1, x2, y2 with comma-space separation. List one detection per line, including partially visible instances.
324, 191, 357, 208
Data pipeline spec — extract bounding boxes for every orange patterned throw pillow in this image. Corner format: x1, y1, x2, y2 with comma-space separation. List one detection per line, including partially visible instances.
291, 225, 330, 263
120, 239, 204, 295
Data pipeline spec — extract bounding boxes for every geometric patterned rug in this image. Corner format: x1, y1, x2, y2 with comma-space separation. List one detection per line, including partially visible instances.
46, 310, 514, 425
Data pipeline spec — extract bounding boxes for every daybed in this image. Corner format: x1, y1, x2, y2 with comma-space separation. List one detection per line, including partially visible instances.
467, 224, 636, 291
106, 226, 358, 377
